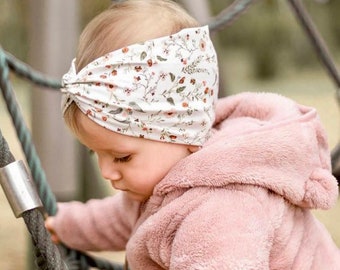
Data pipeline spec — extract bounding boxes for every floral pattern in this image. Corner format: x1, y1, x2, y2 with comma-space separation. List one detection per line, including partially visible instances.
61, 26, 218, 146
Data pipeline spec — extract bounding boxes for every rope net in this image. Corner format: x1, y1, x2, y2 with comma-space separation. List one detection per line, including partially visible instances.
0, 0, 339, 269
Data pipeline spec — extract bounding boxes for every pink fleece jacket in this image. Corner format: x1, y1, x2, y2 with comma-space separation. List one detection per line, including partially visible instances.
53, 92, 340, 269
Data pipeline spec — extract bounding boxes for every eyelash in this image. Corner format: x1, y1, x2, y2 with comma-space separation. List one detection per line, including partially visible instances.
88, 150, 131, 163
113, 155, 131, 163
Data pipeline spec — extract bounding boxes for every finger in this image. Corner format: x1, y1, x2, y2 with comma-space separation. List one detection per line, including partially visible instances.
51, 234, 61, 244
45, 217, 54, 231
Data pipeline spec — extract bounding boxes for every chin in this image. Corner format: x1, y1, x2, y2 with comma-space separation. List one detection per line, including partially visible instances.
124, 191, 148, 202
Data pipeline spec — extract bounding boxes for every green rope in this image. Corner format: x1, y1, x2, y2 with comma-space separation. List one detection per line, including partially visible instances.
5, 51, 61, 89
0, 46, 58, 216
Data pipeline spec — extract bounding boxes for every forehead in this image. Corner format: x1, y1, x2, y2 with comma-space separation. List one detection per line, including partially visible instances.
75, 111, 140, 152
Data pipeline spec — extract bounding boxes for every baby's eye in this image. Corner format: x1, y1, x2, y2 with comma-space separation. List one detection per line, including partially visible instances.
113, 155, 131, 163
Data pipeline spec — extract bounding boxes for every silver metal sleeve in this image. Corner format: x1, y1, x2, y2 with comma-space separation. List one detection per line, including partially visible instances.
0, 160, 43, 218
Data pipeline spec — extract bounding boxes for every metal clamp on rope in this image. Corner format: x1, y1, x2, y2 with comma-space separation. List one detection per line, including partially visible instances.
0, 160, 43, 218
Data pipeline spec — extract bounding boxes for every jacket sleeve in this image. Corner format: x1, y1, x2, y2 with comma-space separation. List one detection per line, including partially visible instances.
53, 192, 141, 251
170, 188, 273, 269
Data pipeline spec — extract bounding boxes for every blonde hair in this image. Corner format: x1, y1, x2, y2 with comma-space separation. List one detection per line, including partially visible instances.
64, 0, 199, 133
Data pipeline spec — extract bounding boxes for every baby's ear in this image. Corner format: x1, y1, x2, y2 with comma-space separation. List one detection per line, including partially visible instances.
188, 145, 200, 153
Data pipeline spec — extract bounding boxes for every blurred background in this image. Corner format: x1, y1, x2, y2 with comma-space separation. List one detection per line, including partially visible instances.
1, 0, 340, 269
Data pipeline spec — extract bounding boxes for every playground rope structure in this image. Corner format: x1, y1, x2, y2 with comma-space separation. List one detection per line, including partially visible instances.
0, 0, 339, 269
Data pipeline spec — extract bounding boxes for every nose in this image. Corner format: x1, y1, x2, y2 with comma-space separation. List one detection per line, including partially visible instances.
98, 157, 122, 181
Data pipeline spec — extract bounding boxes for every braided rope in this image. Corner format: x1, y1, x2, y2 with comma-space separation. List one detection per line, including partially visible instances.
0, 47, 58, 216
0, 47, 124, 269
0, 130, 15, 166
22, 209, 68, 270
4, 51, 61, 89
0, 130, 65, 269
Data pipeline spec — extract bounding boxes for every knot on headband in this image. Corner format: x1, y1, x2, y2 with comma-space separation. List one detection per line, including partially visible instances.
61, 26, 219, 146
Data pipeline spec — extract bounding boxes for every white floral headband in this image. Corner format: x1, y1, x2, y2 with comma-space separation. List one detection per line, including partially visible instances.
61, 25, 218, 146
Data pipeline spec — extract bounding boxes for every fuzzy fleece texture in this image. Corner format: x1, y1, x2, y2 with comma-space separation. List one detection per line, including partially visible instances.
53, 92, 340, 269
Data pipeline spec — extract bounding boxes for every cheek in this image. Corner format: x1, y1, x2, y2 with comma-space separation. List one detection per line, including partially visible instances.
142, 160, 174, 185
134, 167, 163, 186
126, 149, 188, 192
126, 163, 165, 192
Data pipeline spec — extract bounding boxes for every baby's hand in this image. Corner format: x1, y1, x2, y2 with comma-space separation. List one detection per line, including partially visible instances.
45, 217, 61, 244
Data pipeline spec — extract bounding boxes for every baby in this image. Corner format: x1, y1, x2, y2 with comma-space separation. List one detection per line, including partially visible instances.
46, 0, 340, 269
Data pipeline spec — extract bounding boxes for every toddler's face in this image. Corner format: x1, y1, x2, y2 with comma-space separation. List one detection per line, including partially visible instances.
75, 111, 193, 202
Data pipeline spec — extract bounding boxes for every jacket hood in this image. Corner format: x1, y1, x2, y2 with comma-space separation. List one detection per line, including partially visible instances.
155, 92, 338, 210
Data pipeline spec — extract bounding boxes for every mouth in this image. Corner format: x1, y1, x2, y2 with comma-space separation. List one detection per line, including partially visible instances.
110, 182, 127, 191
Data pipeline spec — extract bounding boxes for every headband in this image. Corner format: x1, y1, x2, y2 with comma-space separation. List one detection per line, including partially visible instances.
61, 26, 218, 146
